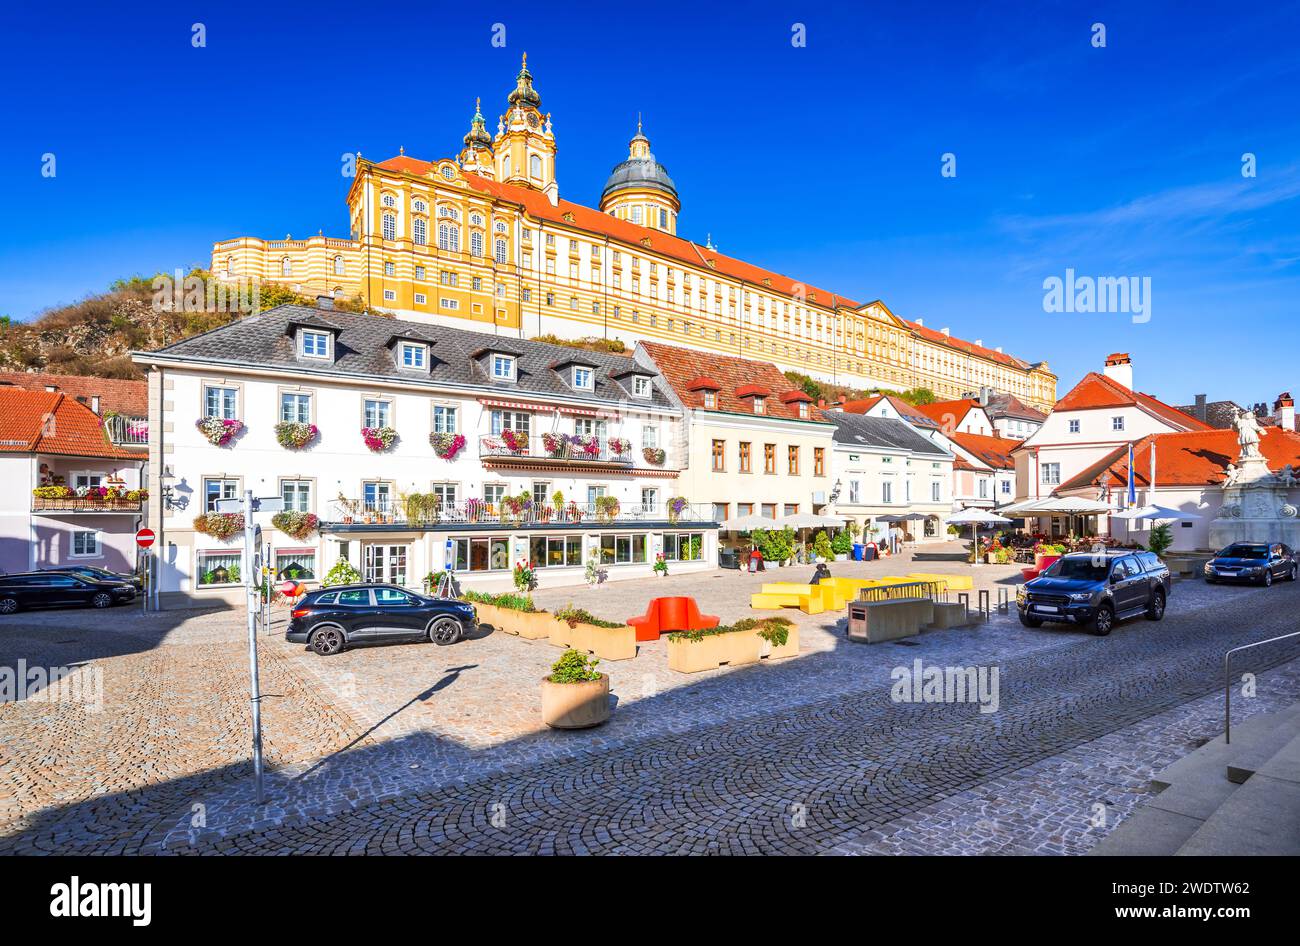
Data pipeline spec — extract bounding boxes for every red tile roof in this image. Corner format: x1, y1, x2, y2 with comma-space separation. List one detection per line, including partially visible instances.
838, 394, 940, 429
0, 390, 141, 459
911, 398, 986, 430
949, 431, 1016, 470
1058, 428, 1300, 491
1053, 372, 1212, 431
0, 371, 146, 416
639, 341, 824, 421
369, 155, 1044, 375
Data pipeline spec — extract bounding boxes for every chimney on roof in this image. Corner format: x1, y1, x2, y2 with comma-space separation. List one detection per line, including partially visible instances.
316, 295, 335, 310
1103, 352, 1133, 391
974, 339, 983, 347
978, 386, 990, 406
915, 318, 923, 327
1275, 392, 1295, 431
817, 398, 827, 408
994, 346, 1003, 353
1194, 394, 1207, 422
940, 327, 950, 336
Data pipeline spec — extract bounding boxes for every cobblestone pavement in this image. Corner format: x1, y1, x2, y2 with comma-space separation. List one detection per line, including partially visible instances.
2, 561, 1297, 855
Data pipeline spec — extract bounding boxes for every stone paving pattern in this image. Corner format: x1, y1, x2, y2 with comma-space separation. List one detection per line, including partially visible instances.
1, 547, 1297, 854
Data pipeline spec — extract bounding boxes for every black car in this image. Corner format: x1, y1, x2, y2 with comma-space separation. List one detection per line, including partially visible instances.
0, 571, 138, 614
287, 583, 477, 656
1017, 550, 1171, 635
44, 565, 144, 590
1203, 543, 1297, 586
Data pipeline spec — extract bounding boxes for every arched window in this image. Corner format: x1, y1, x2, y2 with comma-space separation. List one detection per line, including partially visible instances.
494, 239, 508, 264
529, 154, 542, 179
437, 205, 460, 220
381, 213, 396, 241
502, 154, 511, 178
411, 198, 427, 214
470, 212, 484, 227
333, 286, 344, 298
281, 257, 292, 277
470, 231, 484, 257
381, 193, 396, 208
438, 223, 460, 252
333, 255, 345, 275
412, 217, 427, 246
494, 220, 507, 234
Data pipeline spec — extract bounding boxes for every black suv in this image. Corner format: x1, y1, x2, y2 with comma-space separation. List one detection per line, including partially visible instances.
287, 584, 477, 656
1204, 543, 1297, 586
0, 571, 138, 614
1017, 550, 1171, 635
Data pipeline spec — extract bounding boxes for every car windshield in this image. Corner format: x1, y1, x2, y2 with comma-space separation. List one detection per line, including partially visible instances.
1221, 545, 1267, 559
1042, 558, 1109, 581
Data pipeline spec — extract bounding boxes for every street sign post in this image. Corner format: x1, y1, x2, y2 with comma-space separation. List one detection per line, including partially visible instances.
135, 528, 155, 548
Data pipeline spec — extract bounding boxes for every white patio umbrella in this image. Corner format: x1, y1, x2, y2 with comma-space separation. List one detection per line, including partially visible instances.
776, 512, 847, 529
1111, 505, 1202, 521
719, 512, 780, 531
946, 507, 1014, 567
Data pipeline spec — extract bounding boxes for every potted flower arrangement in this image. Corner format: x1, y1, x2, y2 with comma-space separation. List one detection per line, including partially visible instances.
466, 497, 485, 523
607, 437, 631, 457
540, 650, 611, 729
653, 552, 668, 577
193, 512, 244, 539
501, 492, 532, 525
642, 446, 666, 465
274, 421, 317, 450
500, 429, 529, 454
595, 495, 621, 522
271, 510, 320, 540
323, 559, 362, 586
196, 417, 244, 446
666, 496, 689, 524
362, 426, 397, 452
513, 559, 537, 592
430, 432, 466, 460
542, 432, 569, 457
575, 435, 601, 458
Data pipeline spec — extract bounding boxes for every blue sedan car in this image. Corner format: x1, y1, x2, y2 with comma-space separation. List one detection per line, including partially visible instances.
1203, 543, 1297, 586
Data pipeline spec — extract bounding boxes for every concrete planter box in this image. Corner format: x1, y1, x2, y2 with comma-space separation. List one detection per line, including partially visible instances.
540, 673, 611, 729
472, 602, 555, 639
548, 620, 637, 661
667, 630, 762, 673
754, 624, 799, 660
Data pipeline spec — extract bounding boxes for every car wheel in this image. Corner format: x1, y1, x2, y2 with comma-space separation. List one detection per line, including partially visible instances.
428, 616, 462, 646
0, 597, 18, 615
1089, 604, 1114, 636
1018, 613, 1043, 628
310, 626, 345, 656
1263, 570, 1273, 588
1145, 589, 1166, 621
91, 592, 113, 609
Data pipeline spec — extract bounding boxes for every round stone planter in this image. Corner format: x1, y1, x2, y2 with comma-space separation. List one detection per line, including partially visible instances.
541, 673, 611, 729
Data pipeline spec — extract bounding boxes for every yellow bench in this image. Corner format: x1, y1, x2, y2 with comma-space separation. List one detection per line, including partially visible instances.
761, 582, 847, 610
823, 577, 874, 599
907, 572, 973, 591
752, 588, 828, 615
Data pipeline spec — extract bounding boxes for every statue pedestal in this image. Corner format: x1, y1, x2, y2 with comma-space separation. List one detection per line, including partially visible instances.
1209, 477, 1300, 548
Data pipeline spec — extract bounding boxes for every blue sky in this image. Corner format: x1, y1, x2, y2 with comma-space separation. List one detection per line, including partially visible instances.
1, 1, 1298, 407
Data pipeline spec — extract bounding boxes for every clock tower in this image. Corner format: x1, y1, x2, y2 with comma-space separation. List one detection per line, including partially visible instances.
494, 54, 558, 205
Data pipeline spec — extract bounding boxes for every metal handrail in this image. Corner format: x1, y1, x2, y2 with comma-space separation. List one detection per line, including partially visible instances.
1224, 630, 1300, 743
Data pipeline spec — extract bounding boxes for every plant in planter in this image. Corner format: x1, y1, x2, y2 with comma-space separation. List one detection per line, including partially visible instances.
642, 446, 666, 465
274, 421, 318, 450
501, 491, 532, 525
540, 649, 610, 729
813, 530, 834, 562
500, 428, 529, 454
542, 431, 570, 456
573, 435, 602, 458
465, 497, 485, 522
430, 432, 466, 460
653, 552, 668, 576
666, 495, 689, 524
271, 510, 320, 540
584, 554, 605, 587
196, 417, 244, 447
831, 529, 853, 560
513, 559, 537, 592
607, 437, 631, 457
192, 512, 244, 539
361, 426, 397, 452
1146, 523, 1173, 558
323, 559, 362, 587
595, 495, 621, 522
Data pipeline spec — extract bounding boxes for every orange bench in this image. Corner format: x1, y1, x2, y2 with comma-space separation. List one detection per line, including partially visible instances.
627, 596, 720, 642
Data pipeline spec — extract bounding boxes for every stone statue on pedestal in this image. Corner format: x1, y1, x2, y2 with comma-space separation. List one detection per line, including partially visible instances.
1210, 408, 1300, 549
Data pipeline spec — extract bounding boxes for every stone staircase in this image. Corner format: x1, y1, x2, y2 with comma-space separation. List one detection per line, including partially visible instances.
1091, 703, 1300, 856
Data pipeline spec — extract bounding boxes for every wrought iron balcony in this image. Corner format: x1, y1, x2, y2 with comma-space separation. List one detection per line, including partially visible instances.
104, 415, 149, 447
477, 433, 639, 465
326, 498, 712, 528
32, 494, 144, 513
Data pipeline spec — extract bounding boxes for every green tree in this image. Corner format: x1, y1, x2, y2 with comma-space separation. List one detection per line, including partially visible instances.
1147, 524, 1174, 558
782, 370, 823, 400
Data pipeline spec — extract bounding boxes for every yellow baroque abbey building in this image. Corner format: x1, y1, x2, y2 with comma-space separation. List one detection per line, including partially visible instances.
211, 56, 1056, 410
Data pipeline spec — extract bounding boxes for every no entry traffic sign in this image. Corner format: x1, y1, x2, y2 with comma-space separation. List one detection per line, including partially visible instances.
135, 528, 156, 548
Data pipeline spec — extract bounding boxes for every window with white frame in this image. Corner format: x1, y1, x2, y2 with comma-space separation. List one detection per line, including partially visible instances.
489, 410, 529, 434
1041, 462, 1061, 485
412, 217, 427, 245
572, 366, 593, 390
432, 405, 457, 433
197, 550, 242, 586
281, 257, 292, 276
633, 376, 651, 398
932, 480, 942, 502
383, 290, 396, 301
1069, 419, 1080, 433
275, 549, 316, 582
71, 530, 100, 557
333, 256, 345, 275
414, 292, 426, 305
300, 329, 331, 359
204, 385, 237, 419
204, 477, 238, 512
280, 479, 312, 513
529, 535, 584, 568
383, 260, 395, 276
470, 231, 484, 257
642, 424, 658, 448
439, 298, 458, 310
280, 392, 311, 424
381, 214, 396, 241
494, 239, 508, 263
400, 343, 427, 369
381, 193, 396, 208
414, 264, 426, 280
363, 398, 391, 429
849, 479, 860, 503
641, 487, 658, 510
362, 481, 392, 512
1111, 415, 1125, 431
438, 223, 460, 251
491, 354, 516, 381
411, 198, 427, 214
882, 480, 893, 503
431, 483, 457, 506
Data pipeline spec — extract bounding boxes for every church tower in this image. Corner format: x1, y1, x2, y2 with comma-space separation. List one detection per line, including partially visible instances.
599, 119, 679, 234
493, 54, 558, 205
458, 98, 495, 179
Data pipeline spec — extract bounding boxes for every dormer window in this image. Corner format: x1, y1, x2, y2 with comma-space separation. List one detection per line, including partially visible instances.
491, 354, 517, 381
400, 342, 427, 370
572, 366, 594, 391
753, 396, 766, 415
703, 391, 717, 409
797, 402, 809, 419
300, 329, 332, 360
633, 376, 651, 398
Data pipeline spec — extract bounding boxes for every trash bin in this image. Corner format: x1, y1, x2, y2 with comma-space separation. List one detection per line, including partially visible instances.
852, 543, 865, 561
863, 544, 877, 562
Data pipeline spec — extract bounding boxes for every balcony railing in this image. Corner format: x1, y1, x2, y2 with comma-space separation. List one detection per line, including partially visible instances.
327, 499, 713, 528
478, 433, 637, 465
33, 496, 143, 513
104, 415, 149, 446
